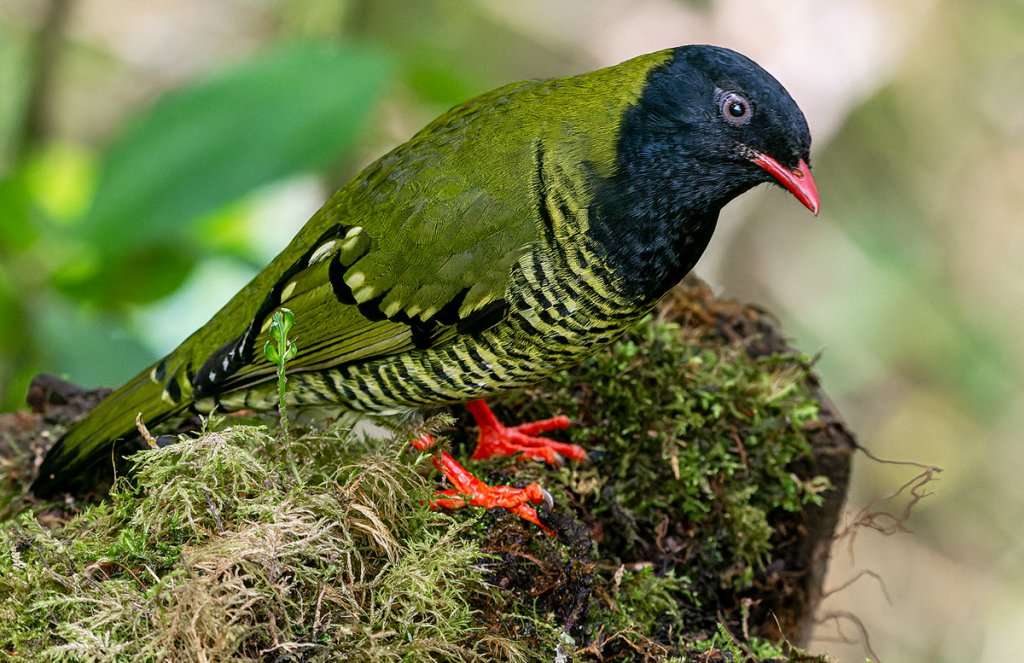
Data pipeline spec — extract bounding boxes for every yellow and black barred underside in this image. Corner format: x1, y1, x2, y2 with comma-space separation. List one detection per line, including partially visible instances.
218, 239, 647, 414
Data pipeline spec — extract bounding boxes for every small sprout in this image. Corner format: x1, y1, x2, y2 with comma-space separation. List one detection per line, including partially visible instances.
264, 307, 301, 483
264, 307, 298, 365
264, 307, 297, 431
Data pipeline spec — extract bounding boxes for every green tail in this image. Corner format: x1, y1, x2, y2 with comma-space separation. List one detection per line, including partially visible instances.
32, 363, 189, 497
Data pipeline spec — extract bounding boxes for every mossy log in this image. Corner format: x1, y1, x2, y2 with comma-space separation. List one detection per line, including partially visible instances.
0, 278, 854, 662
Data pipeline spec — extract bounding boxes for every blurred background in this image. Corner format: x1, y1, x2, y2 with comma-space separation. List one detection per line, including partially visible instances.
0, 0, 1020, 660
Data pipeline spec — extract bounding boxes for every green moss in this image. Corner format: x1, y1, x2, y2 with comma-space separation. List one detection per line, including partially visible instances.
0, 285, 839, 662
1, 426, 531, 661
690, 623, 788, 661
588, 566, 694, 649
483, 315, 828, 572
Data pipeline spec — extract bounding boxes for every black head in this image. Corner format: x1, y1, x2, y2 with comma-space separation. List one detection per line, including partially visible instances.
592, 45, 817, 301
612, 44, 818, 219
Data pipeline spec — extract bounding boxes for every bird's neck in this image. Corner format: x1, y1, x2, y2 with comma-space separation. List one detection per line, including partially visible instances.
589, 174, 723, 305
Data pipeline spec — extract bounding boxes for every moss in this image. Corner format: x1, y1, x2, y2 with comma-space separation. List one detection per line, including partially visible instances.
0, 282, 845, 662
2, 426, 529, 661
492, 317, 826, 569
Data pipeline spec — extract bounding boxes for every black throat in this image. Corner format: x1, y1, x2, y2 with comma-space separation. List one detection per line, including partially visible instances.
588, 151, 730, 305
589, 185, 720, 305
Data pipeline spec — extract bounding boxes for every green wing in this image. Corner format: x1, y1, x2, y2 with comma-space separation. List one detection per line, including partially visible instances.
177, 82, 551, 402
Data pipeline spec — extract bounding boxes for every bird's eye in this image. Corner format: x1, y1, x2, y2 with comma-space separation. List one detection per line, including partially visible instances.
720, 92, 753, 125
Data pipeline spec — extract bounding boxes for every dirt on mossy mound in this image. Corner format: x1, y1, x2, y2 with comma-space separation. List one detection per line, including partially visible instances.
0, 278, 854, 662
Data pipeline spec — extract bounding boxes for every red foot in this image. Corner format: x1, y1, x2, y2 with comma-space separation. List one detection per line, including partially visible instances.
466, 399, 586, 465
412, 434, 555, 536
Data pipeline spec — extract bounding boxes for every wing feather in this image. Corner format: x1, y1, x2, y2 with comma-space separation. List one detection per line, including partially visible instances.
182, 79, 569, 402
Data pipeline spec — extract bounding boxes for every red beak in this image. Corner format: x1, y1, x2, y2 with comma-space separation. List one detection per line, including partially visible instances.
749, 151, 820, 216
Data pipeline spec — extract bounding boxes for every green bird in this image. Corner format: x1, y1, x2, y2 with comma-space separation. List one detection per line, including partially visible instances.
33, 45, 819, 530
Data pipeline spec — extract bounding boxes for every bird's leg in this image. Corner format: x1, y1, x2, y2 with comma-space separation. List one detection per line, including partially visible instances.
466, 399, 586, 464
411, 434, 555, 536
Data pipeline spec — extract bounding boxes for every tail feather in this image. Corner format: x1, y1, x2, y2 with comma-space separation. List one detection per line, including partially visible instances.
32, 364, 189, 497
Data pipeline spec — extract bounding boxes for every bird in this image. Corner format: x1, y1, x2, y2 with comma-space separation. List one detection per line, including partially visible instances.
32, 45, 819, 532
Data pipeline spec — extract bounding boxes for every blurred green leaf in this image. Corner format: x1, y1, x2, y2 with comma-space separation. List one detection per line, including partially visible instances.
35, 294, 156, 389
25, 142, 94, 222
403, 58, 485, 107
74, 40, 392, 305
54, 246, 198, 309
